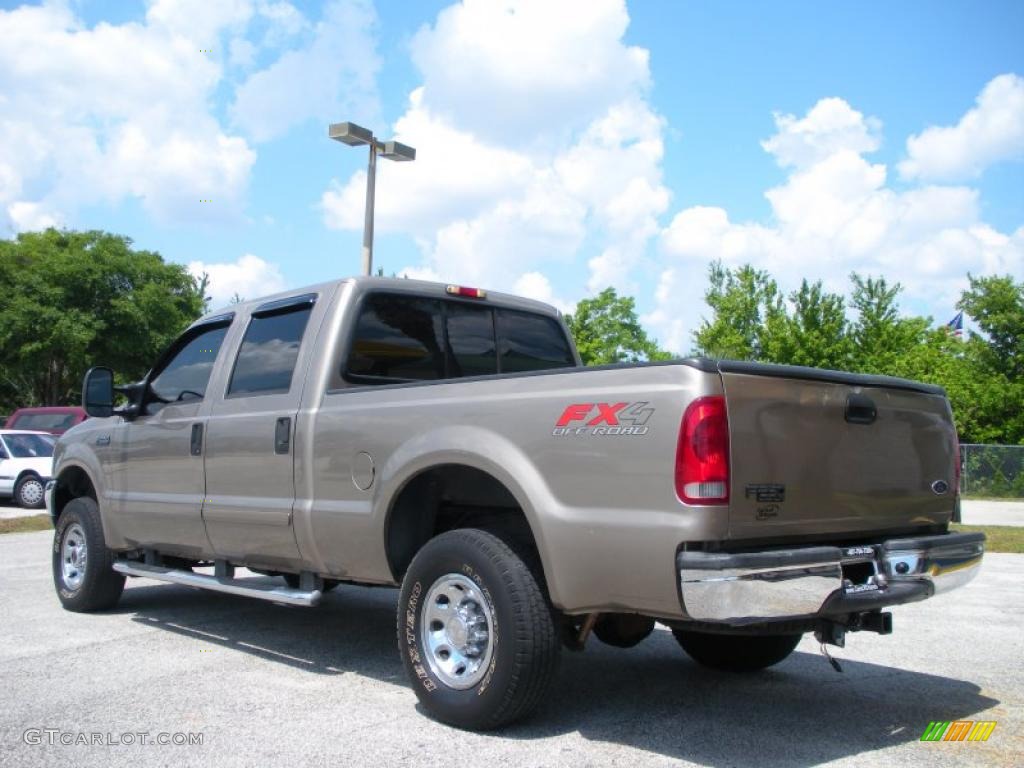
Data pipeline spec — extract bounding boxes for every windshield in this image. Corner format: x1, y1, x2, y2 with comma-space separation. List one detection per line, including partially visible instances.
3, 434, 55, 458
11, 412, 78, 431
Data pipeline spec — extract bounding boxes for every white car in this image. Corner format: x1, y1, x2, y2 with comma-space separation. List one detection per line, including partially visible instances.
0, 430, 55, 509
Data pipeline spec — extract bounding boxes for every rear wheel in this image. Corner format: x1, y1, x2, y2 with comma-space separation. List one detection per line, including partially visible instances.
14, 474, 45, 509
398, 528, 560, 730
52, 497, 124, 612
672, 629, 802, 672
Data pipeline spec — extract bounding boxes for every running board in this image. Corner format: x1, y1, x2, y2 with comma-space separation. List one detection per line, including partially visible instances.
113, 561, 322, 607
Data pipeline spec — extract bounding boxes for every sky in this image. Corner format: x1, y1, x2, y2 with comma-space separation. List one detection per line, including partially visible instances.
1, 0, 1022, 353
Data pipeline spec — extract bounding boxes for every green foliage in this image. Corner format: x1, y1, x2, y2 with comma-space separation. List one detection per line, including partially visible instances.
565, 287, 671, 366
694, 262, 1024, 445
0, 229, 205, 410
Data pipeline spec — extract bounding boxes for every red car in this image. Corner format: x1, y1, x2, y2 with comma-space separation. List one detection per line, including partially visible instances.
4, 406, 88, 435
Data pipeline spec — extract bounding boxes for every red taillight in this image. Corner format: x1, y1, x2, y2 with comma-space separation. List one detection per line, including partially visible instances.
446, 285, 487, 299
676, 396, 730, 504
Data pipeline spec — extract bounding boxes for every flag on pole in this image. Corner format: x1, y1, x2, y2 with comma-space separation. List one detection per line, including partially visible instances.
946, 311, 964, 338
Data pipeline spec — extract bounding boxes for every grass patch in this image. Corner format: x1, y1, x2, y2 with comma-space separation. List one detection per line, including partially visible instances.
951, 523, 1024, 554
0, 514, 52, 534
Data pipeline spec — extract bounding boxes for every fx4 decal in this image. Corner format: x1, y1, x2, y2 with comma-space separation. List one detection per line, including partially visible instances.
552, 402, 654, 436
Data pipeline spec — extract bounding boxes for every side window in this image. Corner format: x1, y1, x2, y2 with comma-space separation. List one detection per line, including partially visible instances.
496, 309, 575, 373
228, 306, 313, 396
446, 302, 496, 377
150, 324, 229, 403
345, 295, 445, 382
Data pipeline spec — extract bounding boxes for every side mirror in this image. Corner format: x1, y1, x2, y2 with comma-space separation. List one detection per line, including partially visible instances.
82, 366, 115, 418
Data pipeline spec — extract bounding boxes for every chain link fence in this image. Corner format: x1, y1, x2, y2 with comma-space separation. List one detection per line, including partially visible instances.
961, 444, 1024, 499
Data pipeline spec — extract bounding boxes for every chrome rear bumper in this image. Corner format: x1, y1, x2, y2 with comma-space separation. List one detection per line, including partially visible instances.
677, 531, 984, 624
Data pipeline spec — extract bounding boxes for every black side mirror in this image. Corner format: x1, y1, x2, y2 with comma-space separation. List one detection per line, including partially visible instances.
82, 367, 115, 418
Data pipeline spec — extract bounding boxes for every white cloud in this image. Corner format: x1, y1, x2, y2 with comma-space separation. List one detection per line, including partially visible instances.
0, 0, 380, 234
899, 73, 1024, 181
409, 0, 649, 146
653, 92, 1024, 353
188, 253, 287, 308
230, 0, 379, 142
762, 98, 882, 169
321, 0, 668, 308
0, 1, 257, 232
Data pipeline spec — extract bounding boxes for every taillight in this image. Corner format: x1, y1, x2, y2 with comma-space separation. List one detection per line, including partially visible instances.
446, 285, 487, 299
676, 396, 730, 504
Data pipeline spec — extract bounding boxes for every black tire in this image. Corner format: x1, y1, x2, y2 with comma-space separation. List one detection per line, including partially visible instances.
282, 573, 340, 592
14, 473, 45, 509
398, 528, 560, 730
672, 629, 802, 672
52, 497, 125, 612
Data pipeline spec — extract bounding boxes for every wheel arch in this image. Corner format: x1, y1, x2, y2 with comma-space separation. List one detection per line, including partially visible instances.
378, 430, 561, 605
52, 463, 98, 524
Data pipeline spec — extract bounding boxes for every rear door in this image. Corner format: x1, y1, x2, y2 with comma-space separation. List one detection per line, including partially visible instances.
722, 365, 958, 540
202, 292, 326, 565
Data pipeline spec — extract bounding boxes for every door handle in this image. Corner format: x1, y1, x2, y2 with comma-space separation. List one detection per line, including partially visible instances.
190, 423, 204, 456
275, 417, 291, 455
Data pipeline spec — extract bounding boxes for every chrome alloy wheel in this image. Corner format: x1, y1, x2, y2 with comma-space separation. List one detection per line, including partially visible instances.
61, 522, 88, 591
421, 573, 495, 689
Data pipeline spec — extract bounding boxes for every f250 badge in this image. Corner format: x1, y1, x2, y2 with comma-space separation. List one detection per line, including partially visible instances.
552, 402, 654, 436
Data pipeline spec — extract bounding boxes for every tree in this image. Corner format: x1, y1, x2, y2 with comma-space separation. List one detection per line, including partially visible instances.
694, 263, 785, 360
0, 229, 205, 410
692, 262, 1023, 444
564, 288, 671, 365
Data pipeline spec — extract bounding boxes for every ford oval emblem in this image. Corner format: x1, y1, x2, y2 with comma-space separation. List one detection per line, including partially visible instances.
931, 480, 950, 495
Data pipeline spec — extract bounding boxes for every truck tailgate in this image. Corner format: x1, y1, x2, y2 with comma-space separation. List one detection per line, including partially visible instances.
720, 363, 958, 540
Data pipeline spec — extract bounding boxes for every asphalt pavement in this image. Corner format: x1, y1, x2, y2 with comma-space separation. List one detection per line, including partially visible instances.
0, 530, 1020, 768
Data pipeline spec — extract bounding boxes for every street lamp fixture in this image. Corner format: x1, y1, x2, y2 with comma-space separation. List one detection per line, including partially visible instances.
329, 121, 416, 276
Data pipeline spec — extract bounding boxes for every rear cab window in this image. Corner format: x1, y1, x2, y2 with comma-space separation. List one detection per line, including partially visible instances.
341, 291, 574, 386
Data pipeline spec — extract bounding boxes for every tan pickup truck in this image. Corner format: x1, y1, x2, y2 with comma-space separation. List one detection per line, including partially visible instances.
47, 276, 983, 729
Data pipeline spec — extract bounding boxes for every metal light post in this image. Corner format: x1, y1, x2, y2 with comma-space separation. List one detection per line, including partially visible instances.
329, 121, 416, 276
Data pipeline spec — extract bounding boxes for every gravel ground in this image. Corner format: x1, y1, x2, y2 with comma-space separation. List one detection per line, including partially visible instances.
0, 530, 1020, 768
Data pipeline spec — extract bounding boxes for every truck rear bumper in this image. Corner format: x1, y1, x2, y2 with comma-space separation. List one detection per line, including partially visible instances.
677, 531, 984, 624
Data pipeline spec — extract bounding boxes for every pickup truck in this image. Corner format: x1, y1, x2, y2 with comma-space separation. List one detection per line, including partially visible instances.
48, 276, 984, 730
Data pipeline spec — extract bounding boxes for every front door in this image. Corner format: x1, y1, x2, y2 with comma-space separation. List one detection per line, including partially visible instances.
107, 318, 233, 555
201, 293, 321, 567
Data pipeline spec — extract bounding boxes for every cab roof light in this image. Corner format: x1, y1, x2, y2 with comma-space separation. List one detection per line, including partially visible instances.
446, 285, 487, 299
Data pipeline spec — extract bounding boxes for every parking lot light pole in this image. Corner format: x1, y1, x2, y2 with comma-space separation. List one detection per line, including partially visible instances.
329, 121, 416, 276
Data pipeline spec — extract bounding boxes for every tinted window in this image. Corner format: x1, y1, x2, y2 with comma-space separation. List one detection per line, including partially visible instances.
446, 303, 496, 377
2, 433, 55, 458
228, 307, 312, 395
346, 295, 445, 381
496, 309, 574, 373
150, 325, 229, 402
10, 413, 77, 431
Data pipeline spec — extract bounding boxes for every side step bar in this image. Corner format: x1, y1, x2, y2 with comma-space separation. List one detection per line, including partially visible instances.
113, 561, 322, 607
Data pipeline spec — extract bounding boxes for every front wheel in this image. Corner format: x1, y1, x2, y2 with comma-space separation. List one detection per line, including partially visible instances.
398, 528, 560, 730
14, 474, 45, 509
672, 629, 802, 672
52, 497, 125, 612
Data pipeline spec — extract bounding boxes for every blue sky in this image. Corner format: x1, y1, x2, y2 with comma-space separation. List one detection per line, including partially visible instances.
1, 0, 1022, 352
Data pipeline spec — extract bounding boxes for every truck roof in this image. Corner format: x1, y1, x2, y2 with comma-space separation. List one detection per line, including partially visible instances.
194, 276, 562, 327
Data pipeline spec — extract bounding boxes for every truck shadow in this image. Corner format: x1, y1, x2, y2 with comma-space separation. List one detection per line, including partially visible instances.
121, 580, 998, 767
